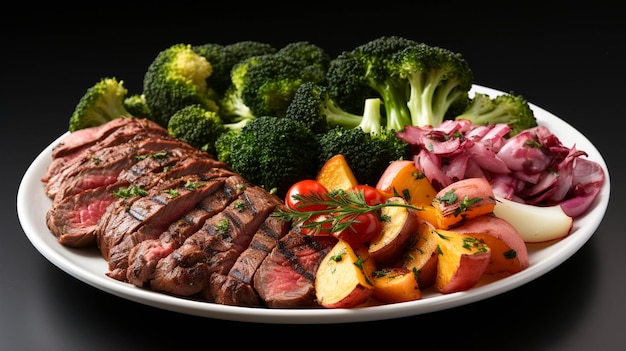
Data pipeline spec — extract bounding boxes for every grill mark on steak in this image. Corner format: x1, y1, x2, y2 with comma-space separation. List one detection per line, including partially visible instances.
149, 185, 282, 298
44, 118, 170, 183
126, 174, 248, 287
99, 173, 230, 281
253, 231, 337, 308
208, 214, 290, 306
46, 181, 131, 247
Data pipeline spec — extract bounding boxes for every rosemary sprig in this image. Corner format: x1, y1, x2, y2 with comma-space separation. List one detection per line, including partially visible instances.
271, 189, 422, 235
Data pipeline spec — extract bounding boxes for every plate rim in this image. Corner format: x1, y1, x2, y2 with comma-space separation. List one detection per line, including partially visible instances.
16, 84, 611, 324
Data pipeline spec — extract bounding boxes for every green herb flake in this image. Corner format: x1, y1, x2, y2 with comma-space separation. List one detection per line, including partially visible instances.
213, 219, 230, 238
163, 189, 180, 198
151, 151, 169, 159
524, 140, 542, 148
112, 185, 148, 199
233, 200, 246, 212
184, 180, 204, 190
411, 267, 420, 283
503, 249, 517, 260
455, 195, 483, 215
436, 190, 458, 205
401, 188, 411, 201
461, 237, 482, 250
329, 249, 346, 263
412, 171, 426, 180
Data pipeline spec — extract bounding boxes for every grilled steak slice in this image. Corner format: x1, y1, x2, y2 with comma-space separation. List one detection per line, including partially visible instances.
253, 230, 337, 308
113, 147, 196, 184
46, 182, 131, 247
44, 118, 169, 182
126, 174, 247, 287
115, 147, 221, 185
47, 136, 196, 201
51, 117, 165, 158
209, 214, 291, 306
149, 185, 283, 298
99, 173, 230, 281
109, 170, 238, 282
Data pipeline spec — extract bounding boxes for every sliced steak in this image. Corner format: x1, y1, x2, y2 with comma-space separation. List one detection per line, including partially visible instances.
44, 118, 169, 182
149, 185, 283, 298
99, 173, 230, 281
45, 181, 131, 247
115, 147, 208, 185
50, 117, 165, 158
209, 214, 291, 306
126, 174, 248, 287
46, 136, 194, 201
253, 230, 337, 308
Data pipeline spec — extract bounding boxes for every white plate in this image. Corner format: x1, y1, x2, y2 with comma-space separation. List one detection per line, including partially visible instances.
17, 85, 610, 324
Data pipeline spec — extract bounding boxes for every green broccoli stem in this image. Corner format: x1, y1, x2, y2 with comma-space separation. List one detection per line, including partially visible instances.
324, 101, 363, 129
358, 98, 382, 134
223, 118, 252, 132
406, 74, 440, 127
432, 79, 466, 121
376, 82, 412, 132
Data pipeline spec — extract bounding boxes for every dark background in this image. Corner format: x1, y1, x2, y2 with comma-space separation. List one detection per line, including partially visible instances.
2, 5, 624, 350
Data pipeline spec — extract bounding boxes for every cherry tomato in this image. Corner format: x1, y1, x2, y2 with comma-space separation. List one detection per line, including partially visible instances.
297, 213, 334, 236
333, 211, 382, 246
348, 185, 388, 206
285, 179, 329, 212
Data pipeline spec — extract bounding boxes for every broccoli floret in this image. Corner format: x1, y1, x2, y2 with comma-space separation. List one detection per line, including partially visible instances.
123, 93, 152, 119
68, 77, 133, 132
143, 43, 219, 128
277, 41, 331, 84
166, 104, 226, 152
317, 124, 410, 186
222, 41, 277, 64
192, 41, 277, 98
167, 104, 251, 155
285, 82, 363, 134
454, 92, 537, 135
394, 43, 473, 128
220, 48, 329, 122
191, 43, 231, 98
225, 116, 320, 197
213, 129, 238, 165
326, 36, 417, 131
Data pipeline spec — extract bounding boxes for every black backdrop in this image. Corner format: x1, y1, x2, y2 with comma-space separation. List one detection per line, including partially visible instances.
2, 5, 624, 350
